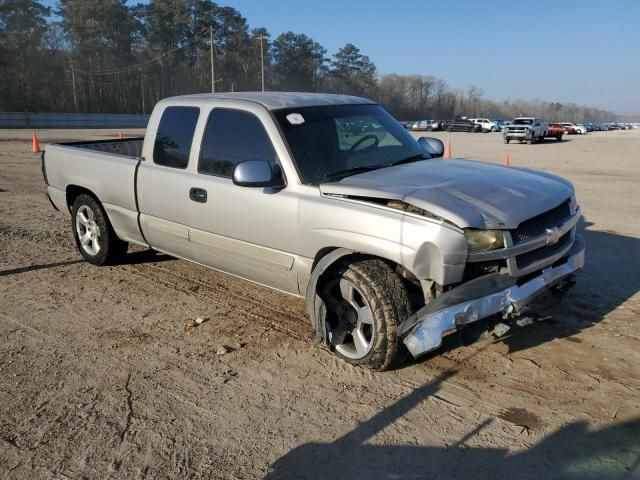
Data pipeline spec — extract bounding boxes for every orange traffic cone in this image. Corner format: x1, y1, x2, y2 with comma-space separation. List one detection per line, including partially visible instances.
32, 132, 41, 153
118, 131, 124, 140
443, 139, 451, 159
503, 152, 510, 166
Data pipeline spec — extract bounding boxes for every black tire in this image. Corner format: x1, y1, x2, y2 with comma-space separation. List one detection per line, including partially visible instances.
71, 194, 128, 265
323, 258, 412, 371
556, 135, 562, 141
504, 138, 510, 144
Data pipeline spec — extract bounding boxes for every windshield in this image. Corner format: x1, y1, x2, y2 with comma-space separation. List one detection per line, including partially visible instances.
513, 118, 533, 125
274, 104, 430, 184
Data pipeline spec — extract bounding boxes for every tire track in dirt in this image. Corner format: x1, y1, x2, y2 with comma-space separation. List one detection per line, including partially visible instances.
122, 262, 311, 342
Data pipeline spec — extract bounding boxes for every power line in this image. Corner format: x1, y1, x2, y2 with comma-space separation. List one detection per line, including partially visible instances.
70, 26, 212, 77
74, 51, 210, 86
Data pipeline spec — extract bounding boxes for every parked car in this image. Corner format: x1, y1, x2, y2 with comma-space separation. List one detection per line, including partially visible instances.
468, 118, 493, 133
552, 123, 576, 135
546, 124, 566, 141
414, 120, 430, 131
560, 122, 586, 135
446, 118, 482, 132
503, 117, 548, 144
429, 120, 447, 131
42, 92, 584, 370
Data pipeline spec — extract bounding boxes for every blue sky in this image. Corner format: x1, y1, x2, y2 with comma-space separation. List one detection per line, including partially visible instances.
42, 0, 640, 114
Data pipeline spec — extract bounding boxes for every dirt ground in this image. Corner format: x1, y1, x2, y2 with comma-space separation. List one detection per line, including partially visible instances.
1, 127, 639, 479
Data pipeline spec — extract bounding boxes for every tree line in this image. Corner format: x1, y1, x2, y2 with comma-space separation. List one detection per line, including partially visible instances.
0, 0, 621, 123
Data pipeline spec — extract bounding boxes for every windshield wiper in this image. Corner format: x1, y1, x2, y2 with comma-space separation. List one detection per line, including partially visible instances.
324, 165, 383, 181
389, 154, 429, 167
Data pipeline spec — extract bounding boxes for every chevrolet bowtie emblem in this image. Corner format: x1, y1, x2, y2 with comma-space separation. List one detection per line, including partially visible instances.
545, 227, 561, 245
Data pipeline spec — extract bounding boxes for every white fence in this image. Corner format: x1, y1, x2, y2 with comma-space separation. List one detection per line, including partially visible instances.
0, 112, 150, 129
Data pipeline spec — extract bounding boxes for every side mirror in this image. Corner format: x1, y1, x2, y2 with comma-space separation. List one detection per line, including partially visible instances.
233, 160, 285, 188
418, 137, 444, 158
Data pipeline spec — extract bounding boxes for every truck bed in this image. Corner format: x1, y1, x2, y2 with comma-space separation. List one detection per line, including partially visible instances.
58, 138, 144, 158
44, 138, 146, 246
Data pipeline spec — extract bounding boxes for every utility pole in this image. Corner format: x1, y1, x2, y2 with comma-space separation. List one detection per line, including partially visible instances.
210, 25, 215, 93
259, 35, 265, 92
140, 68, 145, 115
69, 60, 78, 112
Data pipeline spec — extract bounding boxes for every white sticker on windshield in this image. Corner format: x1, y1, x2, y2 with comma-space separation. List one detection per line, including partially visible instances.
286, 113, 305, 125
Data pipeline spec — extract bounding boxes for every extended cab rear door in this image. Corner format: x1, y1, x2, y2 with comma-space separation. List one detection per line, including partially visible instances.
137, 105, 200, 260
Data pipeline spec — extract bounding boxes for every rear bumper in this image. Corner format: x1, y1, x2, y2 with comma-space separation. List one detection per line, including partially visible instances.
402, 235, 585, 358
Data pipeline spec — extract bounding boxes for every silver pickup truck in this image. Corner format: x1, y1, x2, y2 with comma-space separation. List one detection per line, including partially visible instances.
43, 92, 585, 370
503, 117, 549, 144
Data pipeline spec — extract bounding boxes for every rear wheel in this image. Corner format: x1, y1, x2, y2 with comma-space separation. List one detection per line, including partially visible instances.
320, 258, 412, 371
556, 134, 563, 141
71, 194, 128, 265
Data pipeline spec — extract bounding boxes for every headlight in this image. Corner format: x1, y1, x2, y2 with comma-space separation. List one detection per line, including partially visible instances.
464, 229, 505, 253
569, 195, 577, 215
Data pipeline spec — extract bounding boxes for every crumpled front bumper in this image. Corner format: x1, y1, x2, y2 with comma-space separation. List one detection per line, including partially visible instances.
402, 236, 585, 358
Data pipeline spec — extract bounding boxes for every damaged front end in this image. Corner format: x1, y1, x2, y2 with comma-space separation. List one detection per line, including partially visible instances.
399, 236, 585, 358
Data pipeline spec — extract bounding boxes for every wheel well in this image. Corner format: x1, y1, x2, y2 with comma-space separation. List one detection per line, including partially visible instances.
312, 248, 425, 311
66, 185, 98, 211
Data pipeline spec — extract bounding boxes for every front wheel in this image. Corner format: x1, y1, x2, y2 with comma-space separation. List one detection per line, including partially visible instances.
504, 138, 510, 144
71, 194, 128, 265
320, 258, 412, 371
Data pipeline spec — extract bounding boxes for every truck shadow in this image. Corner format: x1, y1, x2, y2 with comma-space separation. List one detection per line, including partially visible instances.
120, 249, 174, 266
407, 217, 640, 359
266, 368, 640, 479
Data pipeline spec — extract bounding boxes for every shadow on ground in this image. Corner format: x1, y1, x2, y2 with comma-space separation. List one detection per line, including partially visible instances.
0, 259, 85, 277
0, 249, 173, 277
498, 218, 640, 354
266, 368, 640, 479
119, 249, 174, 266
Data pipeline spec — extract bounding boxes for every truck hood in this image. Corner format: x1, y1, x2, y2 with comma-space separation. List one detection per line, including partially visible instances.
319, 159, 574, 229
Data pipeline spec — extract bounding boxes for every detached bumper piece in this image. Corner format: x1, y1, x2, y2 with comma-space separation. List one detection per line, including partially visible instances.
401, 236, 585, 358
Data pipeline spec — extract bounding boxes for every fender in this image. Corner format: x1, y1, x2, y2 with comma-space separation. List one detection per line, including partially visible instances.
305, 248, 358, 344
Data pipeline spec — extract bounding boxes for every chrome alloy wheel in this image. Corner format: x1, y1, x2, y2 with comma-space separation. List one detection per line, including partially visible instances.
75, 205, 101, 256
323, 278, 375, 360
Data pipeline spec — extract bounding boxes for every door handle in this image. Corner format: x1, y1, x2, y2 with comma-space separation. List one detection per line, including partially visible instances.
189, 187, 207, 203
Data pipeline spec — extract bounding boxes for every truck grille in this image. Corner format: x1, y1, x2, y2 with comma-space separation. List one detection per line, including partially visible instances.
511, 201, 571, 245
515, 231, 573, 270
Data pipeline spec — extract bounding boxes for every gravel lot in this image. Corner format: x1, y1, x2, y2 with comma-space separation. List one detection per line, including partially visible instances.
1, 128, 639, 479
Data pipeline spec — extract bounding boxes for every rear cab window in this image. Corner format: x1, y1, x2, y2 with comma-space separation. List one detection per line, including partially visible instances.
153, 106, 200, 168
198, 108, 278, 178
